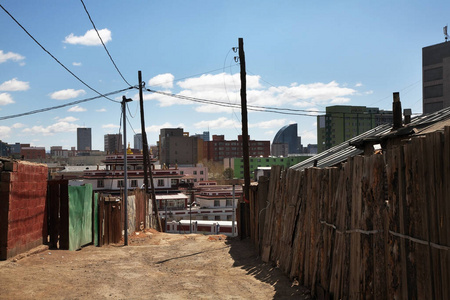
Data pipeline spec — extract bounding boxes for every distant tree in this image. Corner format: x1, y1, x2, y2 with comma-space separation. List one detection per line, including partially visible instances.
223, 168, 234, 180
201, 159, 224, 180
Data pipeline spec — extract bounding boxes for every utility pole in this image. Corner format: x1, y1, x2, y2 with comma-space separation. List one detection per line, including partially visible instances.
238, 37, 249, 239
239, 38, 250, 202
122, 96, 132, 246
138, 71, 162, 232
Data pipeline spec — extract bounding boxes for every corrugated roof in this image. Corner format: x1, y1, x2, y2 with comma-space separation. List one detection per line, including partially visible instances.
291, 106, 450, 172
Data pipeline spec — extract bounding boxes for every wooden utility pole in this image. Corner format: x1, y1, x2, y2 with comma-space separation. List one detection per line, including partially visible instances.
239, 38, 250, 202
239, 37, 249, 239
138, 71, 162, 232
122, 96, 132, 245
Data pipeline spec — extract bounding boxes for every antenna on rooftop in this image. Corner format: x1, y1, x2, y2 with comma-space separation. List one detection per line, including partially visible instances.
444, 25, 449, 42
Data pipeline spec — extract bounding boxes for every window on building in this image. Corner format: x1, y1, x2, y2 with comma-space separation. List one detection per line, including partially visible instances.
226, 199, 232, 207
214, 200, 220, 207
180, 171, 184, 175
171, 179, 178, 186
215, 216, 221, 221
157, 179, 164, 187
200, 170, 203, 175
131, 180, 137, 187
227, 215, 232, 221
193, 171, 197, 175
97, 179, 104, 188
117, 180, 124, 188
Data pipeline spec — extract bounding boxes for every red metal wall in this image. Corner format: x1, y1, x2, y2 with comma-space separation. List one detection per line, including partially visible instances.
0, 160, 48, 260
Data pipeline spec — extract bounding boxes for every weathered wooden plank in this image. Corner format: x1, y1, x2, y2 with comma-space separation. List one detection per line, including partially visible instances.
289, 171, 306, 280
349, 155, 364, 299
442, 127, 450, 300
414, 137, 433, 299
427, 132, 443, 299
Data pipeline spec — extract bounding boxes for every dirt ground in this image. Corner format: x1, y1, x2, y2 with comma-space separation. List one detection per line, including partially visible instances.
0, 230, 311, 299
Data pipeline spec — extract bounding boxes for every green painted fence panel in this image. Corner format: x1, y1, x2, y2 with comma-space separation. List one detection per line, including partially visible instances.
94, 193, 98, 246
68, 185, 93, 251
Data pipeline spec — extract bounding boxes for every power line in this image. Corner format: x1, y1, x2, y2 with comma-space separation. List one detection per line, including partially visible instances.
146, 65, 240, 88
0, 3, 120, 103
0, 87, 132, 121
146, 88, 326, 116
79, 0, 132, 87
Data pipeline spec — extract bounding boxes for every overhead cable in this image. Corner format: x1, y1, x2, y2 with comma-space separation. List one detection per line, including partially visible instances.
80, 0, 132, 87
0, 3, 120, 103
0, 87, 132, 121
146, 88, 325, 116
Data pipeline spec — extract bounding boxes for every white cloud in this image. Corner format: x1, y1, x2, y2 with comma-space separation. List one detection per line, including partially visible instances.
12, 123, 26, 129
22, 121, 78, 136
365, 90, 374, 95
67, 105, 87, 112
355, 82, 363, 87
143, 72, 357, 116
0, 50, 25, 64
300, 129, 317, 144
142, 91, 190, 107
73, 62, 82, 66
274, 81, 356, 105
102, 124, 120, 129
0, 93, 14, 105
194, 117, 240, 129
96, 108, 107, 112
249, 119, 287, 129
264, 130, 275, 136
56, 116, 79, 122
177, 73, 261, 91
50, 89, 86, 100
329, 97, 351, 104
64, 28, 112, 46
0, 126, 12, 138
145, 122, 184, 133
0, 78, 30, 91
148, 73, 174, 89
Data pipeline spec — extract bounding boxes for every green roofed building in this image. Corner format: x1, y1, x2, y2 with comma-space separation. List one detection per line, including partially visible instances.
224, 155, 313, 180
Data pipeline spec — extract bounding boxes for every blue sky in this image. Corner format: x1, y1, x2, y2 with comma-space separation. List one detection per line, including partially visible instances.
0, 0, 449, 151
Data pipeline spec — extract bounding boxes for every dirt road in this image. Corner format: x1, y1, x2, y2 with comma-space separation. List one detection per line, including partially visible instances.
0, 230, 311, 299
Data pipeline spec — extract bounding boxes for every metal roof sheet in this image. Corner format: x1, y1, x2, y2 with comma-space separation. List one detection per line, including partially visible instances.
291, 106, 450, 172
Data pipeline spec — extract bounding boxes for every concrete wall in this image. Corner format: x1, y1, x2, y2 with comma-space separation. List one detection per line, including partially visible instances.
0, 160, 48, 260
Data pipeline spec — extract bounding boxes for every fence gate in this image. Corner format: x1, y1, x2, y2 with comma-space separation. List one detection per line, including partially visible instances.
47, 180, 69, 249
98, 195, 122, 246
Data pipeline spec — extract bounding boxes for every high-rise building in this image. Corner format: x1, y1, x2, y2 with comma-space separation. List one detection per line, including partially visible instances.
77, 128, 92, 151
422, 41, 450, 114
204, 135, 270, 162
159, 128, 203, 166
192, 131, 210, 142
104, 134, 122, 154
317, 105, 393, 153
134, 133, 143, 151
272, 124, 300, 156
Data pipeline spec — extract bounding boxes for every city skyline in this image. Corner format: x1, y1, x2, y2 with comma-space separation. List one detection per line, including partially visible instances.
1, 1, 449, 151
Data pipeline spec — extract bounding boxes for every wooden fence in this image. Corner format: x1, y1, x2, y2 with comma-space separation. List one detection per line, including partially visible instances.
250, 128, 450, 299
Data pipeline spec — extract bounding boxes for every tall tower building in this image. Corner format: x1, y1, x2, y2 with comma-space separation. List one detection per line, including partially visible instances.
134, 133, 143, 151
422, 41, 450, 114
104, 134, 122, 154
159, 128, 202, 166
272, 124, 300, 156
77, 128, 92, 151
